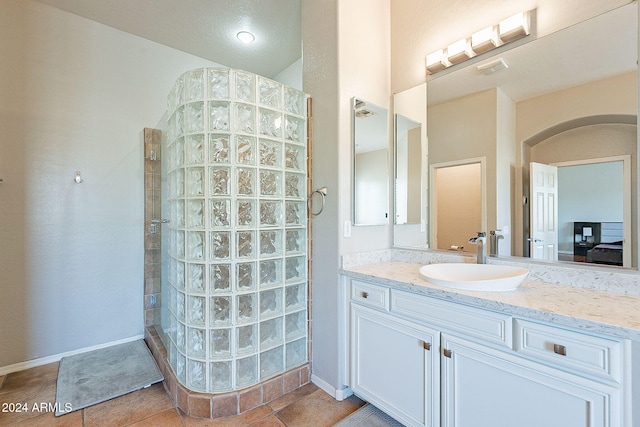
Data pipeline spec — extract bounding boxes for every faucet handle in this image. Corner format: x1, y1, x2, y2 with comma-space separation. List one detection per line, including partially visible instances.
476, 231, 486, 237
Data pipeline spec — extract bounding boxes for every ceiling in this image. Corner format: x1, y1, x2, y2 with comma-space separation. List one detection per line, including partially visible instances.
354, 100, 389, 153
33, 0, 302, 79
32, 0, 635, 105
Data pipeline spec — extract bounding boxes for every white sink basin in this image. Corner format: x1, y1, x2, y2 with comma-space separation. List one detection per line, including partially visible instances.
419, 263, 528, 291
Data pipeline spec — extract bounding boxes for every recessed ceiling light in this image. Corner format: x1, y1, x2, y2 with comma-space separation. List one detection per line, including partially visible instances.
237, 31, 255, 44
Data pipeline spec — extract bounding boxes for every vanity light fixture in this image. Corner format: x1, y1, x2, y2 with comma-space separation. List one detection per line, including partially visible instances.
426, 49, 448, 74
498, 12, 530, 43
236, 31, 255, 44
447, 38, 472, 64
471, 26, 499, 55
426, 10, 532, 74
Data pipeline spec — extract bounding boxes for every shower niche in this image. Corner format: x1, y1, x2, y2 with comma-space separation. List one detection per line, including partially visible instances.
162, 67, 308, 393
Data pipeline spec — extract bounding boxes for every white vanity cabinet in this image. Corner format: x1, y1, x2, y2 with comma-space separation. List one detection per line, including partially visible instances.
440, 334, 620, 427
351, 304, 439, 427
349, 280, 440, 427
346, 278, 628, 427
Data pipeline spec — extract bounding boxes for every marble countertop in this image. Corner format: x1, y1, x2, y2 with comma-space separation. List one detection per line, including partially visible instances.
341, 261, 640, 341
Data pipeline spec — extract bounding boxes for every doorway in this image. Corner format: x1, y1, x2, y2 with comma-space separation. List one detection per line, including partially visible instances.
557, 156, 631, 267
529, 156, 631, 267
430, 158, 486, 252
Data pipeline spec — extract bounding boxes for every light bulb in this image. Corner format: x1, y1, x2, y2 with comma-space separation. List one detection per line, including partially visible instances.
237, 31, 255, 44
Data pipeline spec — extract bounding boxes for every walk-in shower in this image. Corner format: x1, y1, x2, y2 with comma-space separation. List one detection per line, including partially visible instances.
157, 67, 309, 395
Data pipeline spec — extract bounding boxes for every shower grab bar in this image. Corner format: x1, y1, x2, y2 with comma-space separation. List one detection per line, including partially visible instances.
308, 187, 327, 216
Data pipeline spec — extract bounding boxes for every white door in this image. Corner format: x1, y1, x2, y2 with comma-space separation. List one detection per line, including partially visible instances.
529, 162, 558, 261
350, 304, 439, 427
440, 334, 619, 427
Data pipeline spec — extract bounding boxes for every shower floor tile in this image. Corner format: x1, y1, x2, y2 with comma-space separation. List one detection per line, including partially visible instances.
0, 363, 365, 426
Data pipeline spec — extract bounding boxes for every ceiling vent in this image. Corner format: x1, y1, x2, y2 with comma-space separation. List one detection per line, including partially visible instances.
477, 58, 509, 75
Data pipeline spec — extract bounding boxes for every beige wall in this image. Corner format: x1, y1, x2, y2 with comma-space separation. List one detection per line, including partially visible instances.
339, 0, 392, 253
517, 72, 637, 143
531, 124, 637, 165
496, 88, 516, 255
428, 89, 497, 164
428, 89, 497, 238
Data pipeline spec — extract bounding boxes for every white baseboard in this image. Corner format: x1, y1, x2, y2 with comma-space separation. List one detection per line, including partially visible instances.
335, 385, 354, 401
311, 374, 353, 401
0, 335, 144, 376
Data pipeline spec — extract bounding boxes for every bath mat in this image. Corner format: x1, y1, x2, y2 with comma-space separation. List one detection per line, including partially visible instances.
332, 403, 405, 427
55, 340, 163, 416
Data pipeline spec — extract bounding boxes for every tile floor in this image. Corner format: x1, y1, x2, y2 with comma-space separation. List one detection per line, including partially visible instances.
0, 363, 365, 426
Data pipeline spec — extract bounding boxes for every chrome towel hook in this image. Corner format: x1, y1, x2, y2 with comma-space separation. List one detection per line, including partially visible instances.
308, 186, 327, 216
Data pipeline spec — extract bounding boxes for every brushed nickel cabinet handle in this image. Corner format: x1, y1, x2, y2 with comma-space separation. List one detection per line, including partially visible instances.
361, 291, 369, 299
553, 344, 567, 356
443, 348, 452, 358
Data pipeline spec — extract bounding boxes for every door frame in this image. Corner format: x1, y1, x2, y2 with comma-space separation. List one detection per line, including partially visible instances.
429, 157, 487, 252
551, 155, 632, 268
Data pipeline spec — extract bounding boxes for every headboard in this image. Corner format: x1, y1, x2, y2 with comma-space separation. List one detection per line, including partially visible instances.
600, 222, 623, 244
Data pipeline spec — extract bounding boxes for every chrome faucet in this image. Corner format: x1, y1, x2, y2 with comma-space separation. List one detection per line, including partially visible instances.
489, 229, 504, 257
468, 232, 487, 264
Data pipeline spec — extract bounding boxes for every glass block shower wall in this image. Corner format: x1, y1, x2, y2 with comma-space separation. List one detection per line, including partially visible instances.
164, 67, 308, 393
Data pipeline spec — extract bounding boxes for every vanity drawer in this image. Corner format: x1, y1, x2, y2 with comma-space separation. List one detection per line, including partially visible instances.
351, 280, 389, 311
390, 289, 512, 348
514, 319, 623, 382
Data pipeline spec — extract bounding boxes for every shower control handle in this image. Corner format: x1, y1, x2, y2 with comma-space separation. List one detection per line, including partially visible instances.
150, 218, 170, 224
149, 218, 170, 235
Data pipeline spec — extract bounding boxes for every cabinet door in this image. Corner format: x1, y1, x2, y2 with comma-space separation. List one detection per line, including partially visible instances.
441, 335, 620, 427
351, 304, 439, 427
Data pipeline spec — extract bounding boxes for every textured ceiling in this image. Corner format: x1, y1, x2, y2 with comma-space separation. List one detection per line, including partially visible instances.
33, 0, 302, 78
32, 0, 635, 100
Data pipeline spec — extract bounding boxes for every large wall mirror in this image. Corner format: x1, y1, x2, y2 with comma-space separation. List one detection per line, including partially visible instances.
393, 2, 638, 268
353, 98, 389, 226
